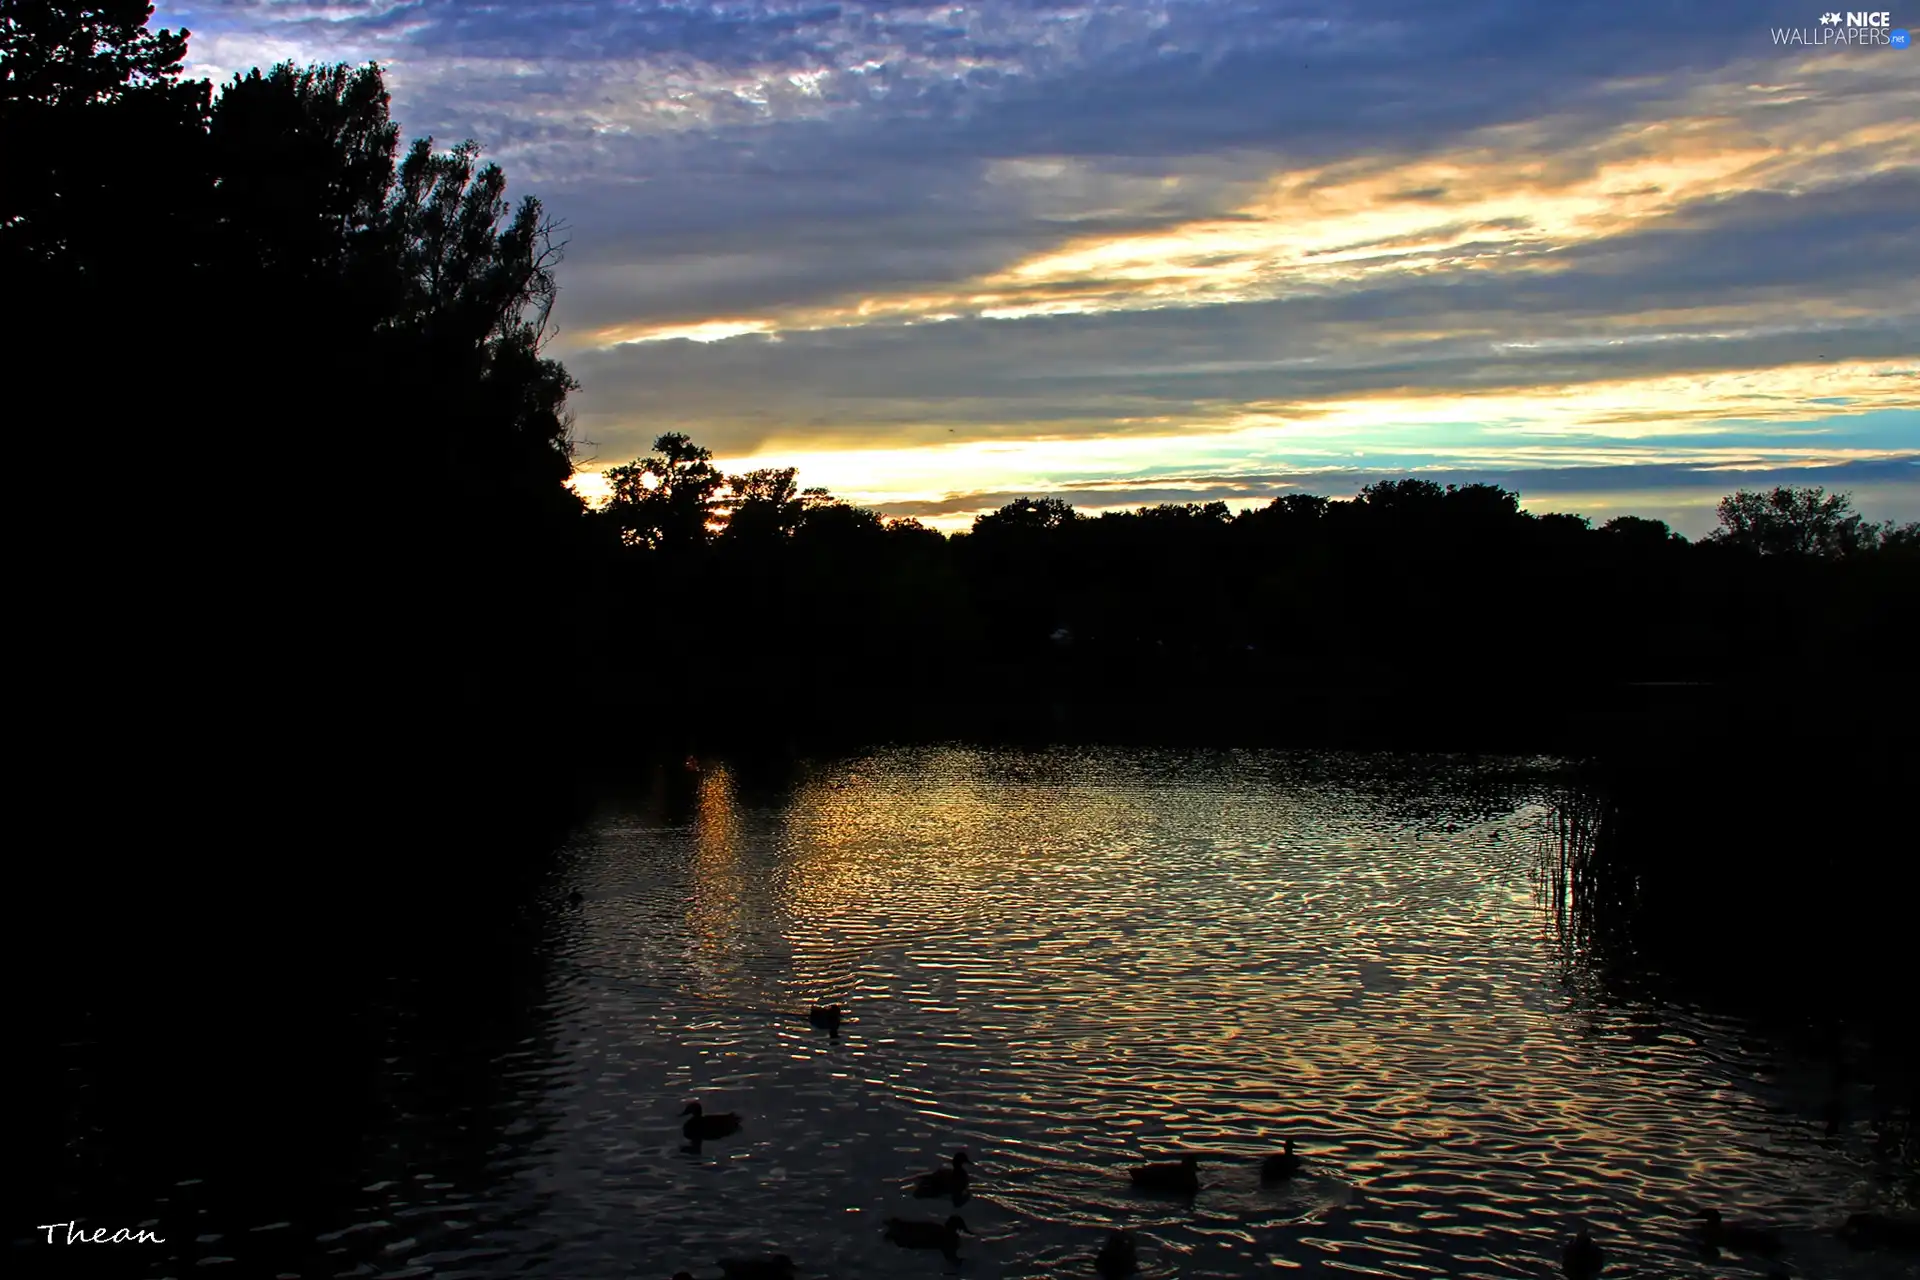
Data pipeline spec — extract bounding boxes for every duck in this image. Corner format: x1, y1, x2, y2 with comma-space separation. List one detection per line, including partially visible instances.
1840, 1210, 1920, 1249
672, 1273, 695, 1280
681, 1101, 743, 1142
808, 1005, 842, 1030
1129, 1153, 1199, 1193
1095, 1228, 1139, 1277
911, 1149, 973, 1200
883, 1214, 972, 1260
717, 1256, 795, 1279
1261, 1138, 1302, 1181
1561, 1226, 1604, 1279
1692, 1207, 1785, 1256
567, 889, 584, 907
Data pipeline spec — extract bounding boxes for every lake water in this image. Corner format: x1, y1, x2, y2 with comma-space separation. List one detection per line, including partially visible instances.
26, 748, 1919, 1279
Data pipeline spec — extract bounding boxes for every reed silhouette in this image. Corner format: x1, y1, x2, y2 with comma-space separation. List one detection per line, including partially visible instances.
1532, 753, 1916, 1019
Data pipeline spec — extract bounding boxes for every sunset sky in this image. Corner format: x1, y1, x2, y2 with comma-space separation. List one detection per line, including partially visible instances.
159, 1, 1918, 533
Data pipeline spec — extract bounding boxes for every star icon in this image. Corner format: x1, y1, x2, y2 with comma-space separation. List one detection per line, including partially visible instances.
1820, 12, 1841, 23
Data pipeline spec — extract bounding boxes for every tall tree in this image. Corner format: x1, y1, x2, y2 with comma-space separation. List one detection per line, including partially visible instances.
0, 0, 191, 106
722, 467, 808, 543
1706, 486, 1881, 557
604, 433, 728, 551
2, 2, 210, 288
10, 16, 590, 854
971, 496, 1080, 535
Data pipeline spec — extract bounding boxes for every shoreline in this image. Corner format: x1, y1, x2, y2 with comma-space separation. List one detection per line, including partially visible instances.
575, 674, 1916, 768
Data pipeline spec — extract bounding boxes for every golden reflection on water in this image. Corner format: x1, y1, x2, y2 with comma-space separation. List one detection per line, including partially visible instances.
544, 748, 1917, 1280
686, 763, 746, 992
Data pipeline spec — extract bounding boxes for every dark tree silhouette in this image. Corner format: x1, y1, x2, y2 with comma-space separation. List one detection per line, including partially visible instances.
1600, 515, 1685, 547
605, 432, 727, 550
9, 10, 591, 931
972, 495, 1083, 533
1706, 485, 1887, 557
1883, 520, 1920, 556
0, 1, 190, 105
722, 466, 809, 544
583, 442, 1916, 753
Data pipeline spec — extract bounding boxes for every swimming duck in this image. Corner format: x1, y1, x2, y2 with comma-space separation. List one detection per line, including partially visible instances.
1561, 1226, 1603, 1279
1692, 1208, 1784, 1256
1840, 1210, 1920, 1249
911, 1149, 973, 1200
717, 1255, 794, 1279
1129, 1154, 1199, 1193
808, 1005, 842, 1030
1095, 1228, 1139, 1277
883, 1214, 972, 1260
1261, 1139, 1302, 1181
567, 889, 584, 907
681, 1101, 743, 1142
672, 1273, 695, 1280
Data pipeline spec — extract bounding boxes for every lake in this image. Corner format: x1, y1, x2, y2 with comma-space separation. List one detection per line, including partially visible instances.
22, 747, 1918, 1279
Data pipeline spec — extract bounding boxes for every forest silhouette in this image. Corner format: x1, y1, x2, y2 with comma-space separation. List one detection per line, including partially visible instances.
8, 8, 1917, 924
589, 432, 1917, 755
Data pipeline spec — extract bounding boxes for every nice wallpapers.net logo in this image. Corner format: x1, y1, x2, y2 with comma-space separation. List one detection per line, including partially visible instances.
1773, 10, 1911, 45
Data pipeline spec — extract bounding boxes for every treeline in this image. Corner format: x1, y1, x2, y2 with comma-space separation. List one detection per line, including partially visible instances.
584, 432, 1919, 752
6, 7, 591, 923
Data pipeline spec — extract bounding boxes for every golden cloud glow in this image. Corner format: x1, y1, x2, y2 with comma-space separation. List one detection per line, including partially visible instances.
590, 56, 1920, 347
569, 51, 1916, 534
625, 319, 779, 343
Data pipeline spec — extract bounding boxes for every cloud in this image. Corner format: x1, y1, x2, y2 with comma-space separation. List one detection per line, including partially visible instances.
155, 0, 1919, 527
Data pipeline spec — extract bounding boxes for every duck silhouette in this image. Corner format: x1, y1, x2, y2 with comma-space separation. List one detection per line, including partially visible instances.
1129, 1153, 1199, 1193
1561, 1225, 1603, 1278
807, 1005, 842, 1030
883, 1214, 972, 1260
717, 1255, 794, 1279
910, 1149, 973, 1201
1261, 1139, 1302, 1181
681, 1101, 743, 1142
1095, 1228, 1139, 1277
1693, 1207, 1784, 1256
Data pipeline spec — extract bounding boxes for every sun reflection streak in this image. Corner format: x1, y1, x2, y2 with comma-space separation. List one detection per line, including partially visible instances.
685, 762, 754, 1000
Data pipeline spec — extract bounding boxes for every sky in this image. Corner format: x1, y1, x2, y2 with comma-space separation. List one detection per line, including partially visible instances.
157, 1, 1919, 534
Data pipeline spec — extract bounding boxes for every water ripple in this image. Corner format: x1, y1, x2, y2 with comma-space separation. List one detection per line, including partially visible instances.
98, 748, 1918, 1279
